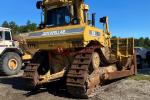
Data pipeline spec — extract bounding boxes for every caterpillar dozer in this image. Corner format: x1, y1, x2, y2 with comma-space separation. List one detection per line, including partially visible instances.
23, 0, 137, 98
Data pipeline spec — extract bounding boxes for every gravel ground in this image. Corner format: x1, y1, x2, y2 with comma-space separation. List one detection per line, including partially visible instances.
1, 77, 150, 100
91, 79, 150, 100
0, 65, 150, 100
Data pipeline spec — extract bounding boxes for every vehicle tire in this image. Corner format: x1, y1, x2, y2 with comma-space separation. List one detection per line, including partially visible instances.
136, 56, 142, 69
0, 52, 22, 76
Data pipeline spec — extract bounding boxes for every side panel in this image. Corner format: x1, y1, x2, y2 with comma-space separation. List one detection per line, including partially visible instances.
83, 26, 111, 47
26, 25, 86, 50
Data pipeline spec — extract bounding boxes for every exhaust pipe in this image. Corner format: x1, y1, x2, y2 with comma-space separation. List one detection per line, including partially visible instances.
92, 13, 96, 27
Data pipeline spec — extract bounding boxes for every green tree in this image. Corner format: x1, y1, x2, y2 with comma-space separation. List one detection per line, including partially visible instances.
18, 20, 37, 33
26, 20, 37, 32
2, 21, 10, 28
18, 25, 27, 33
134, 39, 139, 47
111, 36, 117, 39
9, 21, 18, 34
2, 21, 19, 35
1, 20, 37, 34
144, 37, 150, 49
135, 37, 150, 49
138, 37, 145, 47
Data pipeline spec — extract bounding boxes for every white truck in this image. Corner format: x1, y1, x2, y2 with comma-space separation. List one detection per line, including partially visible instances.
0, 27, 23, 75
135, 47, 149, 68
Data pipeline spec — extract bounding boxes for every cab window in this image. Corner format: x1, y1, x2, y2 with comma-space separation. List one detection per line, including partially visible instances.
0, 31, 3, 40
5, 31, 11, 40
46, 6, 71, 26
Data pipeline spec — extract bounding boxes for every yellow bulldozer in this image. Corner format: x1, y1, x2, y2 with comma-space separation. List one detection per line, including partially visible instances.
23, 0, 137, 98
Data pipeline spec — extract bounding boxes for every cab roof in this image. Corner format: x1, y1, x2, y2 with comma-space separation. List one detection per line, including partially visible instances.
0, 27, 11, 31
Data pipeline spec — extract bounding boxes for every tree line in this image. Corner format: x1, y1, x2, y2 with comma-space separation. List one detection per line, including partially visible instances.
135, 37, 150, 49
1, 21, 37, 35
112, 36, 150, 50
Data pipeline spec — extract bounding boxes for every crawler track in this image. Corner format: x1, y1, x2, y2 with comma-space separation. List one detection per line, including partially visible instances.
66, 46, 101, 98
23, 63, 40, 88
23, 46, 111, 98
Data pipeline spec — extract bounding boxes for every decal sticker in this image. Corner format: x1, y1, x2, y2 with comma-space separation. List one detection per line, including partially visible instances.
29, 27, 85, 37
89, 30, 100, 36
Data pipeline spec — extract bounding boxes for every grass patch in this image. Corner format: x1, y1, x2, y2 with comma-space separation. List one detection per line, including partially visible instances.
128, 74, 150, 81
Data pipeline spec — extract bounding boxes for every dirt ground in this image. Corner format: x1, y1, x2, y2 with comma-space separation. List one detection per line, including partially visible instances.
0, 64, 150, 100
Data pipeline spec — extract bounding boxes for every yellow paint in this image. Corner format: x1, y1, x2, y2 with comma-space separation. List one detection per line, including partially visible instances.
22, 0, 135, 84
22, 53, 32, 60
24, 0, 111, 51
26, 24, 111, 50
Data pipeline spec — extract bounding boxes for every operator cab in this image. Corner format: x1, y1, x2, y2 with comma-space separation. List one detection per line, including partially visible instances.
0, 27, 12, 41
0, 27, 13, 47
36, 0, 89, 28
